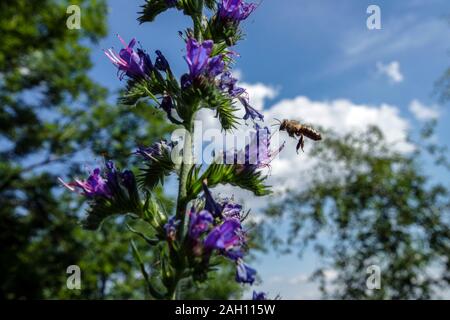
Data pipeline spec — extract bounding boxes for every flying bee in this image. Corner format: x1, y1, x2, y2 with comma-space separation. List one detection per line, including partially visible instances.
276, 119, 322, 153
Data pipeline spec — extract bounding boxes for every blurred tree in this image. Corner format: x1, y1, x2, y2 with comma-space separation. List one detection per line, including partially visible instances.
264, 126, 450, 299
435, 17, 450, 104
0, 0, 242, 299
436, 68, 450, 103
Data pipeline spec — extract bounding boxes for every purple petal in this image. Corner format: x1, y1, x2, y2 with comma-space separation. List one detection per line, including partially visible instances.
236, 260, 257, 284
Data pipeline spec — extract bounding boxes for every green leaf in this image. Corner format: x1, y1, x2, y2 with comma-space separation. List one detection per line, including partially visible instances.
203, 88, 240, 131
138, 0, 171, 24
211, 42, 230, 57
119, 78, 161, 106
138, 146, 176, 190
178, 0, 202, 16
141, 193, 168, 234
138, 0, 205, 24
130, 240, 164, 299
126, 223, 160, 246
205, 15, 243, 46
215, 98, 240, 131
82, 197, 140, 231
82, 198, 141, 231
187, 162, 271, 201
204, 0, 217, 10
82, 198, 122, 230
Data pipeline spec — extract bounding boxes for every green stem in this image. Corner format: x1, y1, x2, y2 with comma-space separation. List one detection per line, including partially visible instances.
170, 113, 194, 300
169, 0, 204, 301
176, 118, 193, 233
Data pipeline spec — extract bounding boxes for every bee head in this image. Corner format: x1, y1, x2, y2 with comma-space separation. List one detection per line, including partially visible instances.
280, 119, 288, 131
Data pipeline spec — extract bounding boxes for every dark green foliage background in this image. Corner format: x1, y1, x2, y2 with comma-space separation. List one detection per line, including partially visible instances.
0, 0, 242, 299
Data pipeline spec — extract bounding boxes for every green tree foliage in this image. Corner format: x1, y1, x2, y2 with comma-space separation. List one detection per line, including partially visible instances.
0, 0, 242, 299
436, 67, 450, 103
264, 126, 450, 299
435, 17, 450, 104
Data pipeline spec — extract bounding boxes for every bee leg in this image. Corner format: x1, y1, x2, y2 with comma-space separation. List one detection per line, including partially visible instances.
296, 135, 305, 154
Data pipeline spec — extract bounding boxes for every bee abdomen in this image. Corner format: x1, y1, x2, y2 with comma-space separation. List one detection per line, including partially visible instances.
300, 126, 322, 141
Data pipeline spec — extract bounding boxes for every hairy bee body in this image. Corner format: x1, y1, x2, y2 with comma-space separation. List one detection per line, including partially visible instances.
279, 119, 322, 153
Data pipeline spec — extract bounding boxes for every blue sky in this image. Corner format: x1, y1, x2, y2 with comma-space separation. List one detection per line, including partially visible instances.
87, 0, 450, 299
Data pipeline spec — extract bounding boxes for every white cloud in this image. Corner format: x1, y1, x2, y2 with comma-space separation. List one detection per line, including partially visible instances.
231, 69, 243, 81
323, 269, 338, 281
241, 82, 278, 111
409, 99, 440, 121
288, 273, 309, 285
376, 61, 404, 83
229, 69, 279, 110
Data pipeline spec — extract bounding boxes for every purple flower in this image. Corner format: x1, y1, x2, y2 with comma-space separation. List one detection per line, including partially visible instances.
238, 94, 264, 121
186, 38, 213, 78
121, 169, 137, 192
251, 125, 285, 168
222, 202, 242, 220
189, 209, 214, 239
249, 125, 270, 166
164, 216, 181, 241
224, 248, 244, 261
104, 35, 153, 80
224, 125, 285, 169
59, 168, 112, 198
202, 181, 223, 218
59, 160, 126, 199
204, 211, 247, 261
160, 96, 175, 118
103, 160, 126, 192
60, 160, 140, 218
219, 72, 262, 122
219, 0, 257, 22
155, 50, 170, 72
252, 291, 267, 300
236, 259, 257, 284
184, 38, 225, 81
219, 72, 245, 97
180, 73, 192, 89
207, 55, 225, 78
204, 219, 242, 251
136, 140, 173, 160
